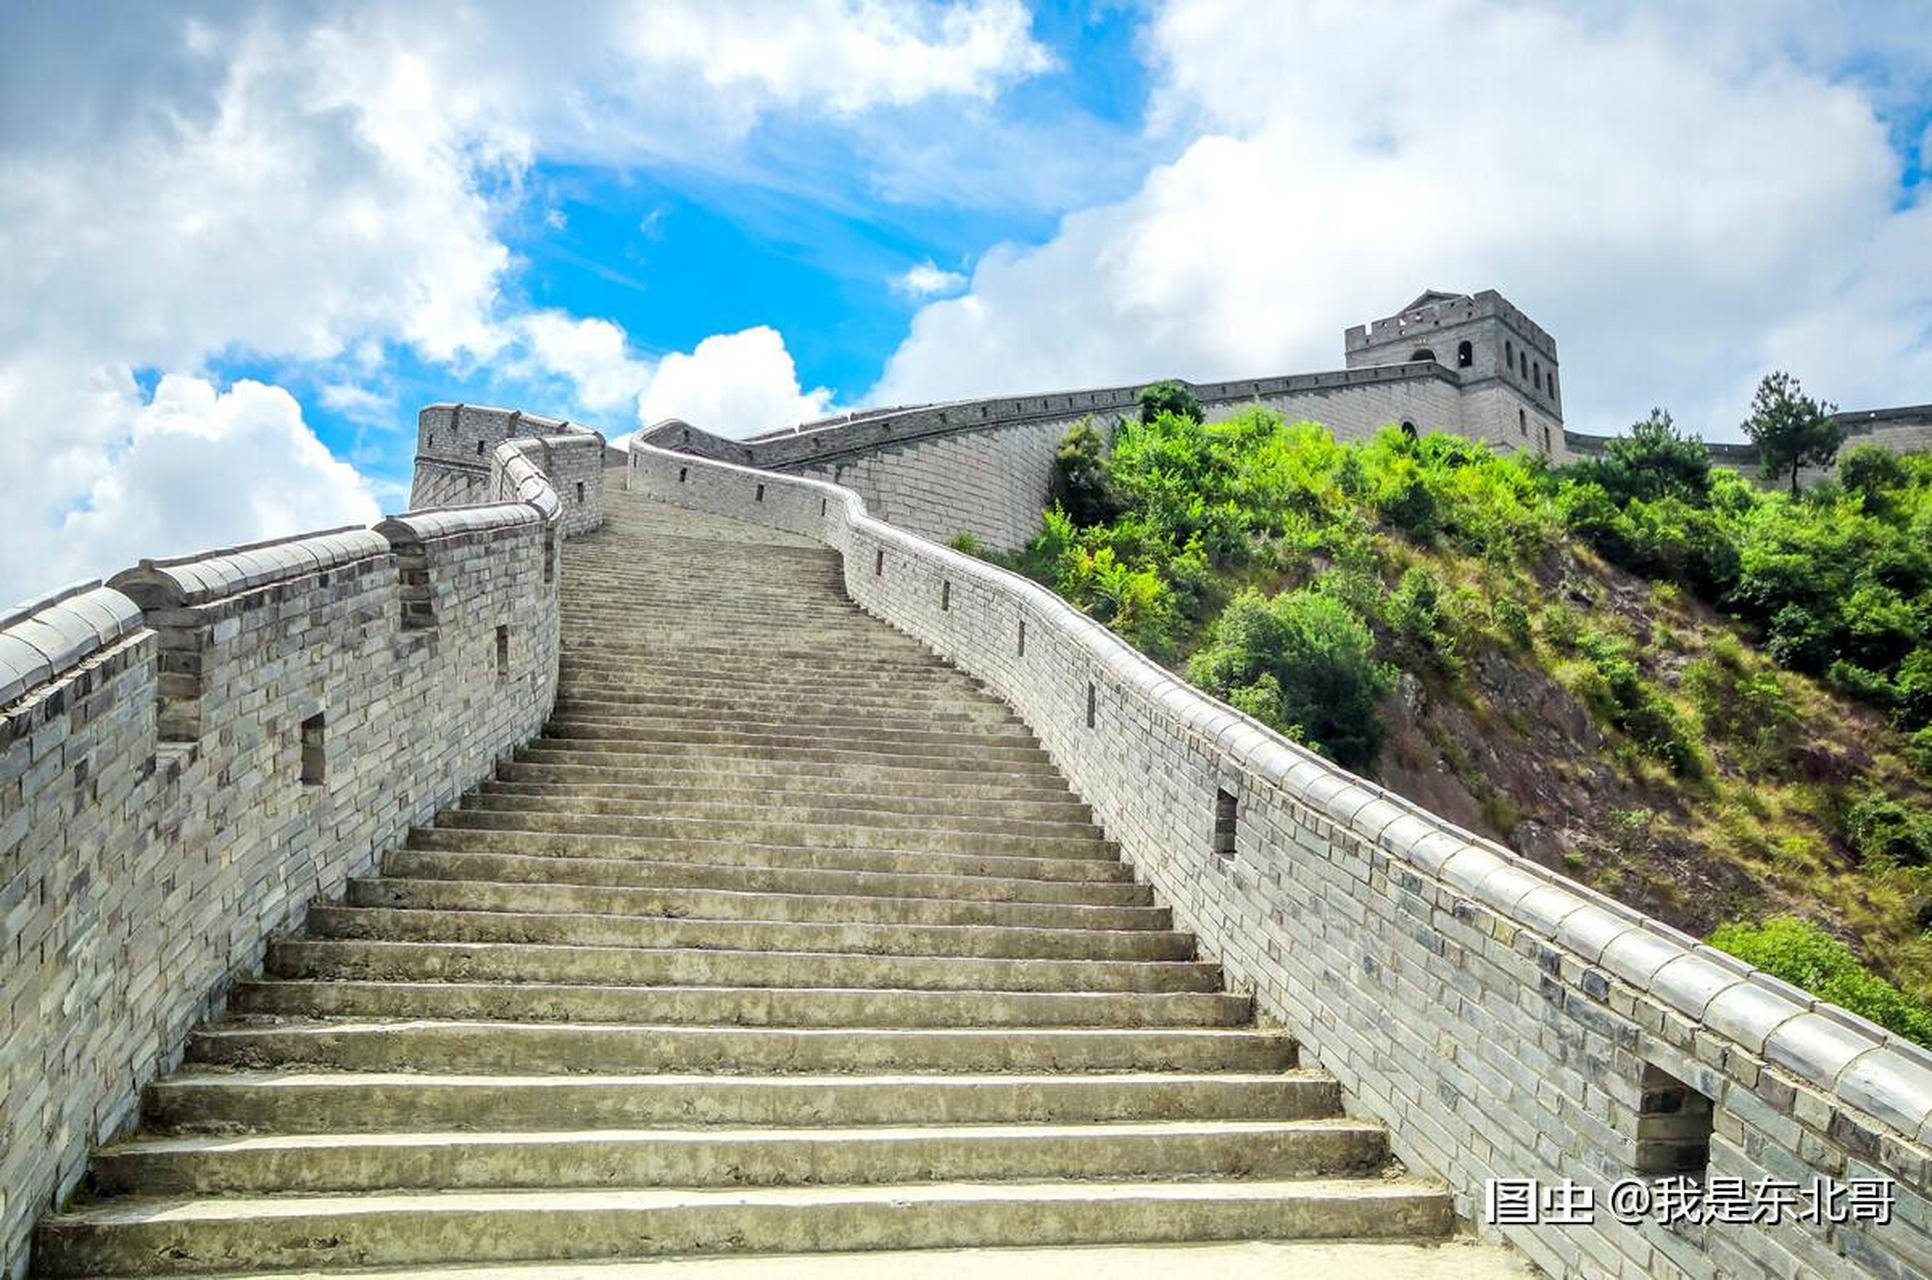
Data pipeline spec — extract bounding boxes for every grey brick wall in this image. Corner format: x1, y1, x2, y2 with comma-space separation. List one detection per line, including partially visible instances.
0, 425, 603, 1278
632, 439, 1932, 1280
411, 404, 606, 530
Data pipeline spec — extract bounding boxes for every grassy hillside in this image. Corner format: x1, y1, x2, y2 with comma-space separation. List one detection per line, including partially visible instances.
985, 393, 1932, 1038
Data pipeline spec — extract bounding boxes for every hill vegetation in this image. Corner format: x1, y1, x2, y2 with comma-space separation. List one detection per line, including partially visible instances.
991, 382, 1932, 1041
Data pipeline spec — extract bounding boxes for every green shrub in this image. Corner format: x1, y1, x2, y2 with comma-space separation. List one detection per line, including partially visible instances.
1492, 595, 1534, 651
1387, 567, 1456, 668
1576, 631, 1702, 778
1908, 726, 1932, 776
1050, 419, 1124, 527
1682, 646, 1799, 771
1563, 409, 1713, 506
1187, 588, 1392, 770
947, 531, 981, 555
1709, 916, 1932, 1048
1842, 791, 1932, 868
1137, 379, 1202, 425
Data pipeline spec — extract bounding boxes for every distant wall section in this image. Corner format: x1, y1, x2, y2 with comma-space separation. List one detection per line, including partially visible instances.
639, 364, 1471, 550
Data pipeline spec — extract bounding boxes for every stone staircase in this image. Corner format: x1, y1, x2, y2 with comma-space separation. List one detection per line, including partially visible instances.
33, 488, 1472, 1276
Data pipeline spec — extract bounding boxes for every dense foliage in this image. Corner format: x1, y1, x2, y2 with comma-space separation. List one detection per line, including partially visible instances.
1710, 916, 1932, 1047
992, 381, 1932, 1020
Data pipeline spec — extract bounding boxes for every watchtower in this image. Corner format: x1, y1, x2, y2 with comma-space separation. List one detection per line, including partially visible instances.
1344, 289, 1564, 455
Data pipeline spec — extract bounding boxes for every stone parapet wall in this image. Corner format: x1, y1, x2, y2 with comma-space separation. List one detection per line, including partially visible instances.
641, 364, 1463, 550
0, 421, 600, 1277
411, 404, 606, 526
629, 438, 1932, 1280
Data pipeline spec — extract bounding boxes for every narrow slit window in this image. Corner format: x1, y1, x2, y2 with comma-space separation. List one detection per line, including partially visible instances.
874, 548, 884, 576
496, 625, 510, 682
299, 713, 326, 786
475, 439, 486, 456
1635, 1063, 1713, 1177
574, 481, 585, 505
820, 497, 827, 516
678, 466, 688, 483
1085, 682, 1097, 729
941, 580, 951, 612
755, 483, 766, 502
1214, 788, 1238, 863
1017, 618, 1026, 657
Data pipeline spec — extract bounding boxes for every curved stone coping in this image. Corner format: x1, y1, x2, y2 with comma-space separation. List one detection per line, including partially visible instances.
630, 437, 1932, 1146
108, 527, 390, 609
0, 583, 145, 708
375, 501, 544, 546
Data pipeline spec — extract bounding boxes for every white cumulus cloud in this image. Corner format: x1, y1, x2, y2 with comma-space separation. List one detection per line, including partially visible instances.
512, 313, 834, 441
894, 261, 969, 298
873, 1, 1932, 439
9, 375, 382, 604
640, 327, 837, 438
0, 0, 1053, 603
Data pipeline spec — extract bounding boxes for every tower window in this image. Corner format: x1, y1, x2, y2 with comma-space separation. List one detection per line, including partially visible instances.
1519, 408, 1527, 436
1533, 361, 1542, 391
1520, 351, 1529, 377
1400, 420, 1418, 439
1409, 348, 1436, 363
1549, 371, 1559, 403
1505, 339, 1514, 368
1456, 341, 1473, 368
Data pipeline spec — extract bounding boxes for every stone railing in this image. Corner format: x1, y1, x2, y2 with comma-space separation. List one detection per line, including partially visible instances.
0, 422, 602, 1276
628, 438, 1932, 1280
411, 404, 606, 528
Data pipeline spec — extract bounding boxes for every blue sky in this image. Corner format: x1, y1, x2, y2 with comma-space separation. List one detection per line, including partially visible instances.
2, 1, 1930, 603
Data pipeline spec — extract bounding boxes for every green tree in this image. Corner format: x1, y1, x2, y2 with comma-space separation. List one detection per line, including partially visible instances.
1741, 371, 1843, 495
1049, 419, 1125, 526
1137, 379, 1203, 425
1186, 587, 1392, 770
1566, 409, 1712, 505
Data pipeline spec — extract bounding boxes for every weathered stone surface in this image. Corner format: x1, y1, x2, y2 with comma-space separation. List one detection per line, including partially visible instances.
629, 437, 1932, 1280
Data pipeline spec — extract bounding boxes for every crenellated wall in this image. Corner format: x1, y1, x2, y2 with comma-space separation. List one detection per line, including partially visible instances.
639, 364, 1471, 550
411, 404, 607, 532
0, 423, 602, 1278
630, 438, 1932, 1280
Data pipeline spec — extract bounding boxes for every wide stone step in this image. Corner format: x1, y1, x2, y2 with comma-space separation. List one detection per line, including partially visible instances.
517, 742, 1066, 780
498, 758, 1080, 801
145, 1070, 1343, 1135
552, 685, 1013, 718
432, 808, 1113, 860
269, 938, 1220, 993
477, 778, 1094, 824
542, 712, 1041, 752
525, 732, 1054, 769
349, 874, 1173, 932
35, 1178, 1453, 1276
186, 1021, 1298, 1075
225, 980, 1251, 1028
307, 904, 1198, 963
461, 789, 1100, 839
551, 693, 1020, 730
90, 1119, 1388, 1196
411, 825, 1124, 884
382, 847, 1152, 909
